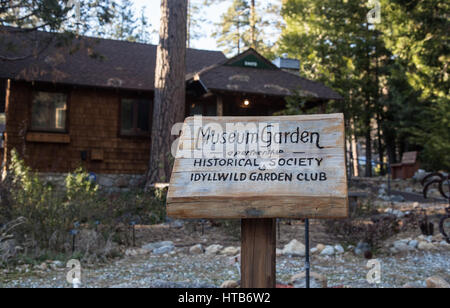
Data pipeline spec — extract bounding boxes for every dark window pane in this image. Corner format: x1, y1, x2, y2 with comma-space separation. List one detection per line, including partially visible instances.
0, 80, 5, 113
121, 99, 134, 134
137, 99, 150, 132
189, 103, 203, 116
121, 98, 151, 135
205, 103, 217, 116
31, 91, 67, 132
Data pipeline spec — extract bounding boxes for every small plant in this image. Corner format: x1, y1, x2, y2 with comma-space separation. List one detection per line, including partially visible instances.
2, 150, 166, 264
323, 201, 401, 249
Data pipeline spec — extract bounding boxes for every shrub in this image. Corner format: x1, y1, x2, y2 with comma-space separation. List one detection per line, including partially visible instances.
323, 201, 401, 249
0, 150, 166, 264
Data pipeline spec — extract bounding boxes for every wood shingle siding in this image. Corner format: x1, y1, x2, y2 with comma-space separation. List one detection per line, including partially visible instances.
5, 81, 151, 174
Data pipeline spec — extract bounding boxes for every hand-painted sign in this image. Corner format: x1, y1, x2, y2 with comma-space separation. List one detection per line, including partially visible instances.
167, 114, 348, 219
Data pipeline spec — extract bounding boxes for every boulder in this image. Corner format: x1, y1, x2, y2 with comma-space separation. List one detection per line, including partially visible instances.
189, 244, 204, 255
355, 242, 371, 256
392, 240, 414, 253
276, 249, 283, 257
385, 208, 405, 218
402, 281, 425, 288
221, 246, 240, 256
316, 244, 326, 253
142, 241, 174, 253
290, 272, 327, 289
418, 242, 436, 251
320, 246, 335, 256
153, 245, 175, 255
221, 280, 239, 288
281, 240, 306, 257
334, 244, 345, 254
413, 169, 429, 182
205, 244, 224, 256
408, 240, 419, 249
426, 276, 450, 289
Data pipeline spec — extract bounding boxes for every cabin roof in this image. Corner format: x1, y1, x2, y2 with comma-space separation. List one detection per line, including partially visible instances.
0, 27, 226, 91
0, 28, 342, 100
187, 49, 342, 100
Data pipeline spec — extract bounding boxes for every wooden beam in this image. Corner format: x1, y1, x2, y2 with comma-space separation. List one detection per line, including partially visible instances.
26, 132, 70, 144
216, 95, 223, 116
241, 219, 276, 288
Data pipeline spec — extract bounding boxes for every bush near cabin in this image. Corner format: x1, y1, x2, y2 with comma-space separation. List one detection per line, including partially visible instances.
0, 150, 166, 266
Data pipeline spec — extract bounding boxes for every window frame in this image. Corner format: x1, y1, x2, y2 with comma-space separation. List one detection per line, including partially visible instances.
118, 94, 153, 138
29, 86, 70, 134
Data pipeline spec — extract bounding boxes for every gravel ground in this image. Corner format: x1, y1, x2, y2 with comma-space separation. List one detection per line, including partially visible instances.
1, 249, 449, 288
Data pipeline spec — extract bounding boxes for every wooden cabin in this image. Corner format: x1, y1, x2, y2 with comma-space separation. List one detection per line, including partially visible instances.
0, 28, 341, 189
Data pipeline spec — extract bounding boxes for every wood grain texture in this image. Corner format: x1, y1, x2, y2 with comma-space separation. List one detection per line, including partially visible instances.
26, 132, 71, 144
167, 114, 348, 219
241, 219, 276, 289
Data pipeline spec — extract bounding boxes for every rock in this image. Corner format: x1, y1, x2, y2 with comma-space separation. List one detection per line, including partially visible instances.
320, 246, 335, 256
205, 244, 224, 256
408, 240, 419, 249
334, 244, 345, 254
405, 187, 414, 193
52, 261, 64, 268
316, 244, 326, 253
125, 249, 138, 256
142, 241, 174, 253
426, 276, 450, 288
290, 272, 327, 289
440, 241, 449, 246
391, 195, 405, 202
355, 242, 371, 256
310, 248, 319, 255
115, 177, 129, 188
35, 263, 48, 271
276, 248, 283, 257
189, 244, 204, 255
170, 220, 185, 229
153, 245, 175, 255
413, 169, 429, 182
402, 281, 425, 288
391, 240, 414, 253
221, 280, 239, 288
385, 208, 405, 218
221, 247, 240, 256
124, 248, 148, 256
281, 240, 306, 257
418, 241, 436, 251
427, 189, 442, 199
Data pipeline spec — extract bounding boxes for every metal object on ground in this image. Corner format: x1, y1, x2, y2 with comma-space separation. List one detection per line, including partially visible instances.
419, 209, 434, 236
439, 207, 450, 244
305, 219, 310, 289
421, 172, 450, 243
421, 173, 450, 200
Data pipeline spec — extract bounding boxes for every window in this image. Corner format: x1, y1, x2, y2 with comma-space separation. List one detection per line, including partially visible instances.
31, 91, 68, 132
0, 79, 6, 113
189, 102, 217, 116
120, 98, 151, 136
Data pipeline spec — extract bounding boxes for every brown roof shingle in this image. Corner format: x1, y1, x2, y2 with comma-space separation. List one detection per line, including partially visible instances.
189, 49, 342, 100
0, 29, 342, 100
0, 28, 226, 91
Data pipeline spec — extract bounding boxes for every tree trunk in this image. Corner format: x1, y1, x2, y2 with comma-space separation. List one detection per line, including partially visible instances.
250, 0, 256, 49
365, 117, 373, 177
147, 0, 187, 185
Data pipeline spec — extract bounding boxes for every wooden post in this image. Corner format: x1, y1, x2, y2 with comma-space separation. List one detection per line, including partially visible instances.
241, 219, 276, 288
216, 95, 224, 116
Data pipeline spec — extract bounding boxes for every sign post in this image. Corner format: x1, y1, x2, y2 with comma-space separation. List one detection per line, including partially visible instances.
167, 114, 348, 288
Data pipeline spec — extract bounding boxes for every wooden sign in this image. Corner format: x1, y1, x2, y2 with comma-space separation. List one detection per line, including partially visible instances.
167, 114, 348, 219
